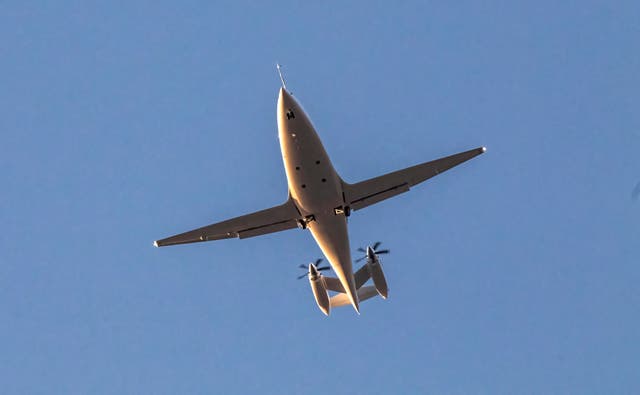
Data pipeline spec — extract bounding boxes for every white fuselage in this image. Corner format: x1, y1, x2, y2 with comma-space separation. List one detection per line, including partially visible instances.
276, 88, 359, 312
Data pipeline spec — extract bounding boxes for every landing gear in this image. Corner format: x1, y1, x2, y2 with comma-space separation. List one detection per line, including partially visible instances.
297, 215, 315, 229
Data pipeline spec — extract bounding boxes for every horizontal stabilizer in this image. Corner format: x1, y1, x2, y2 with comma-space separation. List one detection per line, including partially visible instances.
323, 277, 345, 293
330, 286, 378, 308
354, 264, 370, 289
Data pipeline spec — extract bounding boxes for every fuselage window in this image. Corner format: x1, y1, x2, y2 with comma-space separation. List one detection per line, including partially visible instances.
286, 109, 295, 120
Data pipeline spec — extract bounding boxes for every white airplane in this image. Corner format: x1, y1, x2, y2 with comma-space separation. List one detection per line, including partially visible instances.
154, 66, 486, 314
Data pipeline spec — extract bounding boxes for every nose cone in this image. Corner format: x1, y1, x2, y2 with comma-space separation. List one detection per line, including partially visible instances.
278, 87, 289, 105
278, 87, 297, 109
367, 246, 375, 260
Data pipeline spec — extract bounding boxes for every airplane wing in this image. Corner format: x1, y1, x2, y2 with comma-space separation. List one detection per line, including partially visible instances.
154, 198, 302, 247
342, 147, 485, 211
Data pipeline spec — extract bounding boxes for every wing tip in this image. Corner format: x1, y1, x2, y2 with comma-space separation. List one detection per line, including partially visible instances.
153, 240, 159, 248
481, 146, 487, 153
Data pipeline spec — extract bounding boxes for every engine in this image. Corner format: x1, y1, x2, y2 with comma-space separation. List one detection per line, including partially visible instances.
308, 263, 331, 315
368, 258, 388, 299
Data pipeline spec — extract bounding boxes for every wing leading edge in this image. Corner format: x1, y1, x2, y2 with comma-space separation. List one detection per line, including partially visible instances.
154, 198, 302, 247
342, 146, 486, 211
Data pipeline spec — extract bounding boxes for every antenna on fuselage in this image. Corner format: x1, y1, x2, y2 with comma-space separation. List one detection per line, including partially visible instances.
276, 63, 288, 91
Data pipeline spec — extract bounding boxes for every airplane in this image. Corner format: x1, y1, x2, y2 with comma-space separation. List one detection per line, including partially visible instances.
154, 65, 486, 314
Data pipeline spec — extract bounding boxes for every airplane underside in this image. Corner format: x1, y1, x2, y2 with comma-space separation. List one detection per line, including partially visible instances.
153, 68, 486, 316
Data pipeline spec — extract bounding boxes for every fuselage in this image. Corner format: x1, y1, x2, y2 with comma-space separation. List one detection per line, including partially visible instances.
276, 88, 359, 313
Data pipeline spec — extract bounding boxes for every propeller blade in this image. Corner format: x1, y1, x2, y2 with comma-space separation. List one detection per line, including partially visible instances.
373, 241, 382, 250
375, 249, 390, 255
315, 258, 323, 265
297, 273, 308, 280
298, 264, 307, 269
318, 266, 330, 271
357, 247, 366, 253
356, 256, 366, 263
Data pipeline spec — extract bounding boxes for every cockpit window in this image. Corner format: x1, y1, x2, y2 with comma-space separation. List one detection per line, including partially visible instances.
286, 109, 295, 120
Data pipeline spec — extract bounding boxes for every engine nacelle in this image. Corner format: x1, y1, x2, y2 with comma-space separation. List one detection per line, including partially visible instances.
308, 264, 330, 315
368, 259, 388, 299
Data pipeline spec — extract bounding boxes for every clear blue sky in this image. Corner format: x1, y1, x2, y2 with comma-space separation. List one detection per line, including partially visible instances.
1, 1, 639, 393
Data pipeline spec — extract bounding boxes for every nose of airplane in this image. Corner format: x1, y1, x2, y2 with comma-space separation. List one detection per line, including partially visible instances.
278, 87, 292, 105
278, 87, 286, 108
278, 87, 298, 120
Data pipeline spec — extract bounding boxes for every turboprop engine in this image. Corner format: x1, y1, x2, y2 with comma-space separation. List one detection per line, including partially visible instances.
307, 263, 331, 316
366, 246, 389, 299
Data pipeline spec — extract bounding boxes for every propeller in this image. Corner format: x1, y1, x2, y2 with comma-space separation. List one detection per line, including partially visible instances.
356, 241, 390, 262
297, 258, 331, 279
